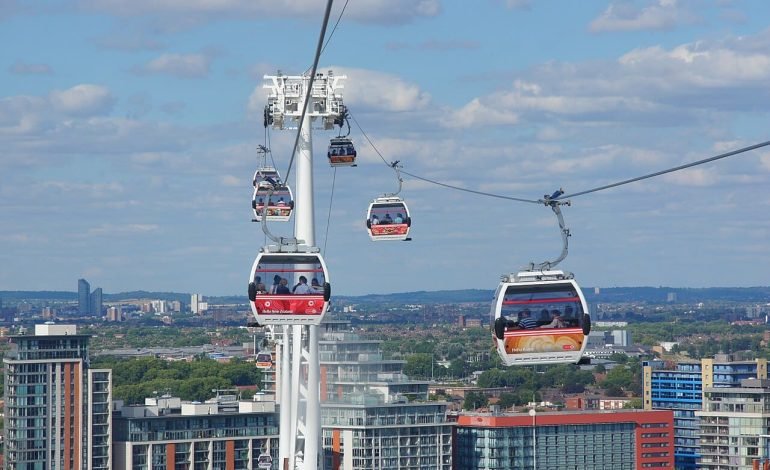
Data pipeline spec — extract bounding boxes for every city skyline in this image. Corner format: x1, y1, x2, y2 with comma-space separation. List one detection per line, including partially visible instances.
2, 1, 770, 296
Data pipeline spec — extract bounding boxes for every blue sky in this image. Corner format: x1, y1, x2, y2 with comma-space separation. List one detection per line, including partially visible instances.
2, 0, 770, 296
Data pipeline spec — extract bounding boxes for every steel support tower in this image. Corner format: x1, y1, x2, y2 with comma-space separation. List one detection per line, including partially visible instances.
263, 71, 346, 470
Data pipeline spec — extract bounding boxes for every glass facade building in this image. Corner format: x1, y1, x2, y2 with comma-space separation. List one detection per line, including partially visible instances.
3, 324, 112, 470
644, 356, 767, 470
316, 320, 454, 470
454, 410, 674, 469
112, 394, 279, 470
696, 378, 770, 469
78, 278, 91, 315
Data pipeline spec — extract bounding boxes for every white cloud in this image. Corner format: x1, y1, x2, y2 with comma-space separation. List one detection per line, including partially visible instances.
662, 167, 718, 186
44, 181, 125, 198
332, 67, 432, 112
441, 98, 519, 128
590, 0, 697, 32
77, 0, 440, 25
9, 60, 53, 75
248, 67, 432, 115
49, 84, 115, 116
220, 175, 241, 187
504, 0, 531, 8
386, 39, 480, 52
446, 29, 770, 131
550, 145, 666, 175
759, 152, 770, 172
86, 223, 159, 236
619, 41, 770, 86
136, 53, 212, 78
94, 33, 164, 51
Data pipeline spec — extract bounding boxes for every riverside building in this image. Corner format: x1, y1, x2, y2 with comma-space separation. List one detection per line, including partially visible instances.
112, 393, 279, 470
3, 324, 112, 470
454, 409, 674, 469
696, 378, 770, 469
317, 320, 454, 469
643, 355, 767, 470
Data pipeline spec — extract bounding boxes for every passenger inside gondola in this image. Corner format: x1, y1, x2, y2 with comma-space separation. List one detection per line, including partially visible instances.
540, 310, 565, 329
371, 215, 380, 225
517, 309, 538, 329
276, 278, 290, 294
562, 305, 578, 327
382, 213, 393, 224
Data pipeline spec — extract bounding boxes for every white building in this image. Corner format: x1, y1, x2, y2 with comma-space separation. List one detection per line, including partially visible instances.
697, 378, 770, 469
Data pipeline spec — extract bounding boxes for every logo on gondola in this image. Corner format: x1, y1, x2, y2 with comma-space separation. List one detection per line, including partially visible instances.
264, 301, 271, 307
308, 300, 315, 307
562, 345, 575, 350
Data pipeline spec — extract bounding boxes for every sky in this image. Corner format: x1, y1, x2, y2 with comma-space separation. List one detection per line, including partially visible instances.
1, 0, 770, 296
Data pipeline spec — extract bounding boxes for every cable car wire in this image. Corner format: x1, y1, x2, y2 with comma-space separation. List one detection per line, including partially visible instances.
557, 139, 770, 200
283, 0, 335, 185
351, 110, 770, 205
305, 0, 350, 76
350, 112, 541, 204
322, 167, 337, 256
264, 127, 277, 169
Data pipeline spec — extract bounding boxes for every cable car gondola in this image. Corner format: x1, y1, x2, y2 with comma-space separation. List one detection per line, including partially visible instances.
366, 196, 411, 241
247, 250, 331, 326
255, 351, 273, 369
328, 136, 357, 167
252, 167, 294, 222
491, 270, 591, 366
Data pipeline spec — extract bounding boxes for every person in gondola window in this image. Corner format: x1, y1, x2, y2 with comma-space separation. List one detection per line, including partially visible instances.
517, 309, 538, 329
394, 213, 404, 224
270, 275, 281, 294
293, 276, 312, 294
540, 310, 565, 329
371, 215, 380, 225
562, 305, 576, 327
277, 197, 287, 206
276, 278, 291, 294
382, 213, 393, 224
310, 278, 323, 293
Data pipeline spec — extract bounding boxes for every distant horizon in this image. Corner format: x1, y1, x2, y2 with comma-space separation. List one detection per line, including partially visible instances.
2, 284, 769, 299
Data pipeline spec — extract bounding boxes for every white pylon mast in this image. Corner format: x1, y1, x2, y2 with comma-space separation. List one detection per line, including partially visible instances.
263, 71, 346, 470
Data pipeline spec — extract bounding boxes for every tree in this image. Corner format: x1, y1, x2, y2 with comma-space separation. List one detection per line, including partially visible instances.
403, 354, 434, 379
463, 391, 488, 411
624, 397, 643, 409
497, 392, 518, 409
447, 358, 467, 379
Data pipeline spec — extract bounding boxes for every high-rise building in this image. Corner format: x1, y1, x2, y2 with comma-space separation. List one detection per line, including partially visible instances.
78, 278, 91, 314
315, 320, 454, 469
106, 305, 122, 322
191, 294, 203, 314
454, 409, 675, 469
644, 355, 767, 470
697, 378, 770, 469
112, 393, 279, 470
90, 287, 103, 317
3, 324, 112, 470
